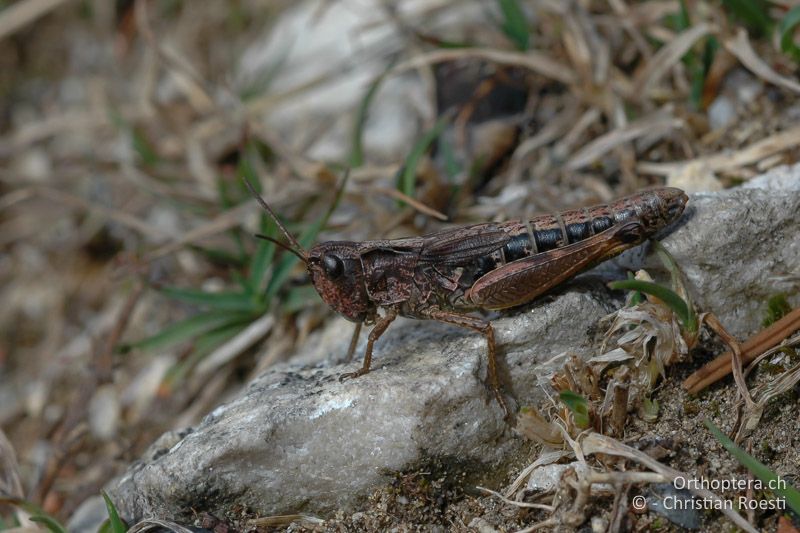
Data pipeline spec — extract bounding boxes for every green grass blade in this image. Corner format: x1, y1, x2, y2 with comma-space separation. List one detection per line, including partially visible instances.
29, 515, 68, 533
704, 420, 800, 514
396, 113, 451, 205
158, 287, 259, 313
625, 271, 644, 306
101, 491, 127, 533
247, 217, 277, 292
608, 279, 697, 334
779, 5, 800, 62
497, 0, 529, 50
120, 310, 253, 353
721, 0, 773, 35
559, 390, 590, 429
677, 0, 691, 29
651, 240, 697, 333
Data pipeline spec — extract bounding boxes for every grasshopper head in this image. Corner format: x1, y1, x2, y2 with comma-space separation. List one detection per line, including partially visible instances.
661, 187, 688, 223
636, 186, 688, 233
242, 177, 373, 323
307, 242, 372, 323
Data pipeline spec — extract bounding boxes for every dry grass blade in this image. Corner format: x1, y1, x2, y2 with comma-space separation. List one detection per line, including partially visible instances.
370, 186, 448, 221
565, 113, 683, 171
608, 0, 653, 59
752, 358, 800, 405
737, 359, 800, 441
34, 186, 165, 240
394, 48, 578, 85
510, 107, 579, 163
127, 519, 194, 533
580, 432, 759, 533
725, 28, 800, 95
702, 313, 755, 410
194, 314, 274, 377
247, 514, 325, 527
683, 308, 800, 393
143, 202, 252, 262
134, 0, 215, 112
628, 1, 683, 26
504, 450, 571, 498
0, 109, 131, 154
554, 108, 603, 159
732, 333, 800, 440
0, 187, 36, 212
477, 486, 555, 511
0, 0, 71, 40
633, 22, 714, 97
638, 124, 800, 176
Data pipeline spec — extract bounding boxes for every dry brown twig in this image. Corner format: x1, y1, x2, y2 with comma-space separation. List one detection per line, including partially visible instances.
683, 308, 800, 394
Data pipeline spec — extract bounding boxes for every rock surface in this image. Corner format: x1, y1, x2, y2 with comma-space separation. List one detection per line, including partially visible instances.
110, 166, 800, 523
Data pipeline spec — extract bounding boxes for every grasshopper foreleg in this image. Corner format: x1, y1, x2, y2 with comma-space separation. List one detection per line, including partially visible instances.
340, 307, 398, 381
344, 321, 363, 363
420, 308, 511, 419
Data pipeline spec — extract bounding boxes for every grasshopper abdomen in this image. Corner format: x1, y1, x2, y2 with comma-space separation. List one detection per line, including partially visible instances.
467, 188, 686, 288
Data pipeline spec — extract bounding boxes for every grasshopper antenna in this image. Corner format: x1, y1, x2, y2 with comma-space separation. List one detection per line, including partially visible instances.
254, 233, 307, 262
242, 177, 308, 262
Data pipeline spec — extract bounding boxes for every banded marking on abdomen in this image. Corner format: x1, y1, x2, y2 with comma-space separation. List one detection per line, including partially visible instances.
476, 196, 652, 279
526, 204, 620, 253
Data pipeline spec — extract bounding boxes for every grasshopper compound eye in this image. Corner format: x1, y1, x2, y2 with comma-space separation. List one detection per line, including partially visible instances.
322, 253, 344, 279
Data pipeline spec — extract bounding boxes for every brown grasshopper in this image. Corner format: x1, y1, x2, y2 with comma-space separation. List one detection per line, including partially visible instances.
244, 180, 687, 418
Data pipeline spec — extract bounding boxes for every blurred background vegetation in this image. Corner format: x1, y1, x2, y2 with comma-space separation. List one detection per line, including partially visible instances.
0, 0, 799, 528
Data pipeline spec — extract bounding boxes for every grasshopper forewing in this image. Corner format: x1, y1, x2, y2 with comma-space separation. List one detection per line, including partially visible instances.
244, 180, 688, 419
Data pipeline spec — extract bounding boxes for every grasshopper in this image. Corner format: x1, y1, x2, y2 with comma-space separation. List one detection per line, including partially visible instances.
244, 179, 687, 418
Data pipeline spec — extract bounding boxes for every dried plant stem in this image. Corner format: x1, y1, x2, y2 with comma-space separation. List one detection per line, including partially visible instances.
683, 308, 800, 394
702, 313, 755, 409
476, 486, 555, 511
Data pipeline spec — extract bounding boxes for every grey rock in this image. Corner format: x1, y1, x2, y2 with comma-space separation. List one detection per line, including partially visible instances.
636, 165, 800, 338
110, 166, 800, 523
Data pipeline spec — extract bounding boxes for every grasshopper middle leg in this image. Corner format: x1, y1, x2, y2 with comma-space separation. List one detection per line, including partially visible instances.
420, 308, 511, 419
340, 307, 398, 381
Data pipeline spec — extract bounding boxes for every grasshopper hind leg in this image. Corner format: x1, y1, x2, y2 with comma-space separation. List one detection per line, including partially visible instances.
420, 308, 512, 420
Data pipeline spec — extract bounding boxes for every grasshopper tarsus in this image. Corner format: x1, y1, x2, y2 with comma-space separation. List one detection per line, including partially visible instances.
244, 178, 687, 422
